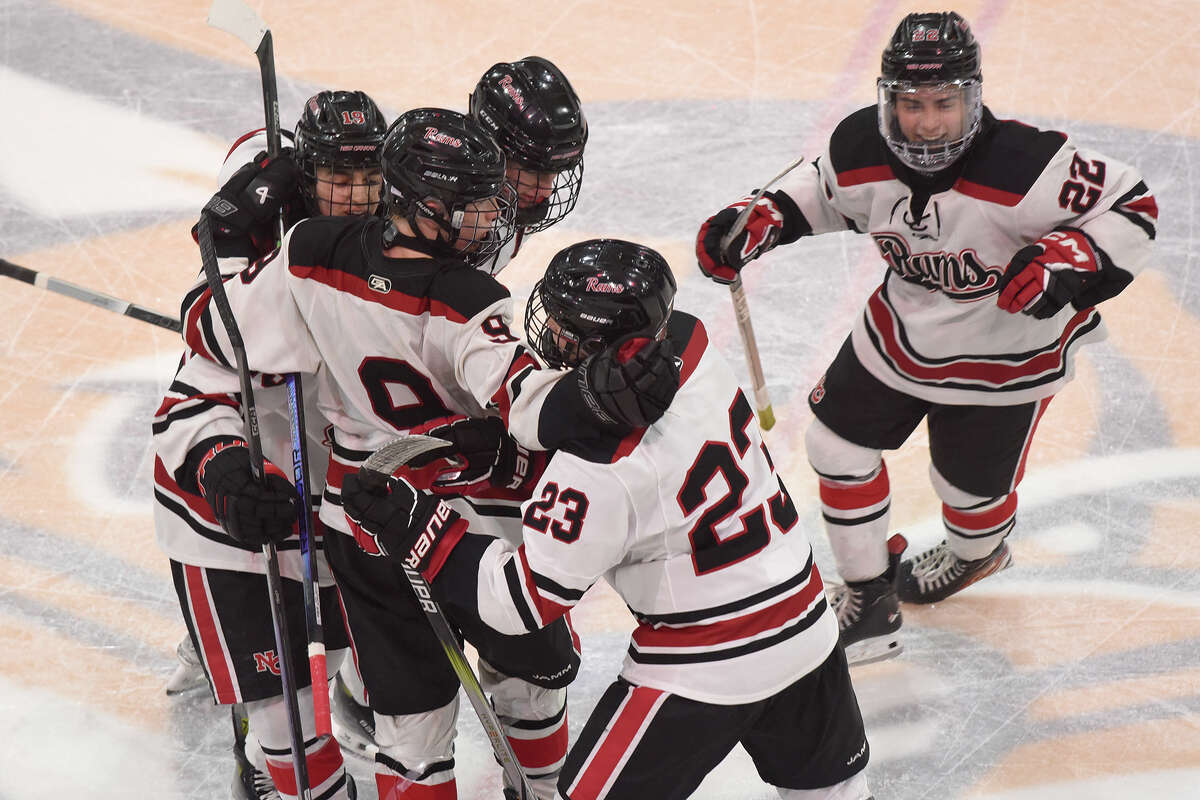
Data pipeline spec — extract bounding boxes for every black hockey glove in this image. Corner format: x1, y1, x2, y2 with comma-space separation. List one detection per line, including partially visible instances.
577, 334, 680, 429
200, 149, 299, 240
696, 192, 789, 284
413, 415, 544, 497
342, 470, 468, 580
996, 228, 1109, 319
196, 441, 297, 546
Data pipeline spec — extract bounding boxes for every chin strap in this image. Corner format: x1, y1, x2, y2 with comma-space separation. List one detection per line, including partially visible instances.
381, 218, 460, 261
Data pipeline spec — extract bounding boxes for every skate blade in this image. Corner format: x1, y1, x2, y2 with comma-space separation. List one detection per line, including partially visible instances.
844, 636, 903, 667
331, 722, 378, 763
163, 666, 208, 695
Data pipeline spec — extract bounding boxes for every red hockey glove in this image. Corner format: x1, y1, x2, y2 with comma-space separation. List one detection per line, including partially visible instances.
200, 149, 299, 239
342, 470, 468, 580
413, 415, 545, 497
996, 229, 1104, 319
696, 193, 787, 284
196, 440, 297, 546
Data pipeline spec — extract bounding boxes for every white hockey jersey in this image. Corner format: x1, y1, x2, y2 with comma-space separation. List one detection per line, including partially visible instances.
152, 129, 334, 581
448, 313, 839, 704
775, 106, 1157, 405
175, 214, 587, 540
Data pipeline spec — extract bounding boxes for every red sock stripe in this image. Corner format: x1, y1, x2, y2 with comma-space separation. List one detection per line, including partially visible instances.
266, 738, 346, 798
943, 492, 1018, 532
1013, 396, 1053, 488
508, 718, 569, 770
377, 775, 457, 800
818, 463, 889, 511
183, 564, 237, 703
570, 686, 665, 800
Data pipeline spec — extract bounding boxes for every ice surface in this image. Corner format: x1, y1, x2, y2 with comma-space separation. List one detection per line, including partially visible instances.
1, 0, 1197, 797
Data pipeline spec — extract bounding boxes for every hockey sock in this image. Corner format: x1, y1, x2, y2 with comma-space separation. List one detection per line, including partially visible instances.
942, 492, 1017, 561
246, 688, 351, 799
818, 461, 892, 581
374, 698, 458, 799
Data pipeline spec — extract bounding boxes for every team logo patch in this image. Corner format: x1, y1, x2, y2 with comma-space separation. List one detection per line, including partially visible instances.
368, 274, 392, 293
253, 650, 281, 676
424, 127, 462, 148
810, 374, 827, 404
498, 75, 526, 110
585, 277, 623, 294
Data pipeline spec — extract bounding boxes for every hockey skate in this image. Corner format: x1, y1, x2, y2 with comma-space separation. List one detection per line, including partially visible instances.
164, 633, 208, 696
830, 534, 906, 667
897, 539, 1012, 604
331, 672, 378, 760
232, 735, 281, 800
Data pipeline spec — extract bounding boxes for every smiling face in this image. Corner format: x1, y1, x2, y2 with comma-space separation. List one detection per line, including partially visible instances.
894, 85, 966, 145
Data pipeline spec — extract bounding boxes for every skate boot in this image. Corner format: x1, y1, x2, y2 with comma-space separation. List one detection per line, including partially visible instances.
897, 539, 1012, 604
232, 738, 280, 800
830, 534, 906, 666
331, 672, 378, 760
164, 633, 208, 695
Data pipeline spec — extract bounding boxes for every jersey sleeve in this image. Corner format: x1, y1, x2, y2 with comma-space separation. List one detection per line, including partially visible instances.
1018, 139, 1157, 304
181, 222, 324, 377
152, 351, 253, 494
444, 455, 634, 636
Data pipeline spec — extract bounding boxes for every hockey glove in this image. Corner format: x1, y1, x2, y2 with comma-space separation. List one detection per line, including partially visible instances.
342, 471, 468, 580
200, 149, 299, 240
696, 192, 788, 284
996, 228, 1105, 319
413, 415, 545, 497
577, 334, 680, 429
196, 441, 297, 546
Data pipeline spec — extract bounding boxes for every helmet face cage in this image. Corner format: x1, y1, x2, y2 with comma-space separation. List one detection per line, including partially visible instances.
294, 90, 387, 216
508, 159, 584, 233
877, 79, 982, 173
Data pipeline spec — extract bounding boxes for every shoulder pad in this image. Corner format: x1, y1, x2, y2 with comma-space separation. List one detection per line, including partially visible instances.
828, 106, 895, 186
956, 114, 1068, 204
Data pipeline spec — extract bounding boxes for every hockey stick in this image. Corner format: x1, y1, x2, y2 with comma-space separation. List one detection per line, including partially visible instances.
207, 0, 332, 739
196, 215, 313, 799
0, 258, 180, 332
718, 155, 806, 431
362, 435, 538, 800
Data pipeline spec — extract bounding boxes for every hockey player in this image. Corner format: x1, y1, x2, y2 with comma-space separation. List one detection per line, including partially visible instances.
326, 54, 592, 765
175, 108, 680, 799
340, 238, 874, 800
470, 56, 588, 275
695, 11, 1157, 664
155, 89, 388, 799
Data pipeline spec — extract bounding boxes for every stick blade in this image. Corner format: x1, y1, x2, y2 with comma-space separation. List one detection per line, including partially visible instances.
206, 0, 267, 49
363, 434, 454, 478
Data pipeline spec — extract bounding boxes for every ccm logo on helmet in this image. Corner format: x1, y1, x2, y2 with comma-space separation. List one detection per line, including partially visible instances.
423, 128, 463, 148
403, 502, 457, 570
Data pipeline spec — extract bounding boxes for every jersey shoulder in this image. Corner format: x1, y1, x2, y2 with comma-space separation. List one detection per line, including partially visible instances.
956, 111, 1068, 204
827, 106, 894, 185
427, 262, 511, 323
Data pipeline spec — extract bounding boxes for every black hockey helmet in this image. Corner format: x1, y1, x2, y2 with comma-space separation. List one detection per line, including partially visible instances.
379, 108, 516, 265
470, 57, 587, 232
294, 90, 388, 215
877, 12, 983, 173
525, 239, 676, 369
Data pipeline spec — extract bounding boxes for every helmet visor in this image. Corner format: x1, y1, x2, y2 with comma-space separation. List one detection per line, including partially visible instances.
877, 79, 982, 173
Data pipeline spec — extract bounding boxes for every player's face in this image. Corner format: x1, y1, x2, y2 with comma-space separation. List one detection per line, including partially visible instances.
506, 162, 558, 209
313, 165, 382, 216
545, 315, 585, 366
452, 195, 501, 252
894, 85, 965, 144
